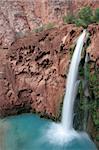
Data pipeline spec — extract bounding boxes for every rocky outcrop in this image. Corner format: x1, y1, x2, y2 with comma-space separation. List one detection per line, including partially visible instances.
0, 24, 99, 119
0, 0, 99, 47
87, 24, 99, 147
0, 25, 83, 118
87, 24, 99, 65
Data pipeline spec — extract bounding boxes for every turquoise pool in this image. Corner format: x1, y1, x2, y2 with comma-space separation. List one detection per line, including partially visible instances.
0, 114, 97, 150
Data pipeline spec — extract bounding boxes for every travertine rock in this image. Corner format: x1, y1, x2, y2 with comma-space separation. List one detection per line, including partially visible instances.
0, 24, 98, 118
0, 25, 82, 118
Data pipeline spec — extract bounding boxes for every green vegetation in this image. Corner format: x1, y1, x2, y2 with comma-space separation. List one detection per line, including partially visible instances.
90, 70, 99, 99
94, 8, 99, 23
75, 48, 99, 144
89, 67, 99, 128
75, 7, 93, 28
63, 15, 75, 24
63, 7, 99, 28
45, 22, 55, 30
69, 44, 76, 58
78, 61, 99, 132
33, 23, 55, 33
96, 136, 99, 142
33, 26, 45, 33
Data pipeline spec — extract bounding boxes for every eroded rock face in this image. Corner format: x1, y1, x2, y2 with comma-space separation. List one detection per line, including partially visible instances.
87, 24, 99, 65
0, 0, 99, 47
87, 25, 99, 146
0, 24, 98, 119
0, 25, 83, 118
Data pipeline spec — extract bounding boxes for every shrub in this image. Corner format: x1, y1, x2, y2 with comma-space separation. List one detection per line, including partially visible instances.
33, 23, 55, 33
33, 26, 45, 33
63, 15, 75, 24
63, 6, 99, 28
94, 8, 99, 23
75, 7, 94, 28
45, 23, 55, 30
74, 18, 88, 28
78, 7, 93, 22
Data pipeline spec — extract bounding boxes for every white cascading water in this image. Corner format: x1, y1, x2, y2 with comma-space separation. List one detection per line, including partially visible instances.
62, 30, 87, 130
46, 30, 88, 145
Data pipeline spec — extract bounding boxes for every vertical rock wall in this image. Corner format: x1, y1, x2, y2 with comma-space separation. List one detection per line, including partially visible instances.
0, 0, 99, 47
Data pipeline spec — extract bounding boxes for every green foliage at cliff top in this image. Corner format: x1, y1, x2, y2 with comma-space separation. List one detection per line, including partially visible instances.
63, 7, 99, 28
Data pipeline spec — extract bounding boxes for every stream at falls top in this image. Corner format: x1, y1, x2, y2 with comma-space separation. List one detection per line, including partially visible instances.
0, 114, 97, 150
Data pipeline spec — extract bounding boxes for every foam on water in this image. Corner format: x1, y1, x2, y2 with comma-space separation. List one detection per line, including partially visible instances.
0, 114, 97, 150
45, 30, 89, 146
46, 123, 79, 145
45, 123, 96, 147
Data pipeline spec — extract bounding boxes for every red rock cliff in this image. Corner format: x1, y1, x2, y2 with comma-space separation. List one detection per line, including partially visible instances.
0, 0, 99, 47
0, 25, 82, 118
0, 24, 99, 119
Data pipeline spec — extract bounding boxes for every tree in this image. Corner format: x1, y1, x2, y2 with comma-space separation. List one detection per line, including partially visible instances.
75, 7, 93, 28
94, 8, 99, 22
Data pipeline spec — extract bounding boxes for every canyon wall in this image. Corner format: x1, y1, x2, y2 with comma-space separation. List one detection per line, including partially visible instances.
0, 0, 99, 145
0, 0, 99, 47
0, 24, 99, 118
0, 24, 82, 118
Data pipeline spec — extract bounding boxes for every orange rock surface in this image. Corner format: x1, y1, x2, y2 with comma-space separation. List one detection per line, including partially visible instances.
0, 24, 98, 118
0, 0, 99, 47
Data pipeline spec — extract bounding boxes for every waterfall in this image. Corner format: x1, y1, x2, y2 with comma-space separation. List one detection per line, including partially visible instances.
62, 30, 87, 131
46, 30, 89, 145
